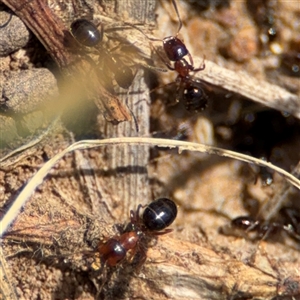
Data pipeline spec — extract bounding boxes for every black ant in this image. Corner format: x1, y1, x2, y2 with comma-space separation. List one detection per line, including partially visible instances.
97, 197, 177, 267
69, 18, 140, 131
70, 18, 135, 90
127, 0, 208, 112
70, 18, 103, 47
220, 207, 300, 242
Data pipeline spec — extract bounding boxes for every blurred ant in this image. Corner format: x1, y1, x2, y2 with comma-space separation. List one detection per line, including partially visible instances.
246, 0, 278, 52
70, 18, 135, 89
96, 197, 177, 268
280, 207, 300, 240
69, 18, 140, 130
220, 207, 300, 242
127, 0, 208, 112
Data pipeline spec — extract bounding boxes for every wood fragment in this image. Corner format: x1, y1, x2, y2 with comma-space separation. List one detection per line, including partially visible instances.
0, 247, 18, 300
1, 0, 132, 124
194, 59, 300, 119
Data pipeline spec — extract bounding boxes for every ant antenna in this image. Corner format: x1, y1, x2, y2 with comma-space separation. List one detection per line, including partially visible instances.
170, 0, 182, 35
124, 22, 162, 42
124, 0, 183, 42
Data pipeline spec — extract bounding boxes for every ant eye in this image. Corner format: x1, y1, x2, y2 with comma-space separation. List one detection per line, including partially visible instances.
143, 198, 177, 231
163, 37, 189, 61
183, 86, 208, 112
70, 19, 102, 47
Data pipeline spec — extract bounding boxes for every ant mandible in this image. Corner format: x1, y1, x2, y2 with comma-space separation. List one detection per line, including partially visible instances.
127, 0, 208, 112
97, 197, 177, 268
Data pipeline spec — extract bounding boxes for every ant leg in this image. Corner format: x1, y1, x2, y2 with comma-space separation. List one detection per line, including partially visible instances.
125, 97, 139, 132
139, 62, 168, 73
175, 78, 185, 103
125, 67, 149, 132
187, 53, 194, 68
95, 22, 104, 42
130, 205, 143, 224
171, 0, 183, 35
92, 263, 108, 299
109, 40, 168, 73
193, 56, 206, 72
149, 42, 175, 71
123, 22, 173, 72
135, 249, 147, 273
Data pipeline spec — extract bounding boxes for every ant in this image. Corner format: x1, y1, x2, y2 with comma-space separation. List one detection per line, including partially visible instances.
97, 197, 177, 268
70, 18, 135, 89
127, 0, 208, 112
221, 207, 300, 242
69, 18, 140, 131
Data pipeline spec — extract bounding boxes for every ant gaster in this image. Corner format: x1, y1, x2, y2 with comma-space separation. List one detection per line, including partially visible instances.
97, 197, 177, 267
128, 0, 208, 112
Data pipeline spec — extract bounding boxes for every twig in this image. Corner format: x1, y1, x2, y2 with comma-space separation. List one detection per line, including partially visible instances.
1, 137, 300, 238
193, 59, 300, 119
0, 247, 18, 300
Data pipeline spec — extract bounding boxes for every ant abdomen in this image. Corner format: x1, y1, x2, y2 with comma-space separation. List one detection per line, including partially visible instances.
183, 85, 208, 112
142, 197, 177, 231
113, 65, 134, 89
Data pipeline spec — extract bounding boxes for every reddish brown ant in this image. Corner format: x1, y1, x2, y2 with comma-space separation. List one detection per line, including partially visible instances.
127, 0, 208, 112
97, 197, 177, 268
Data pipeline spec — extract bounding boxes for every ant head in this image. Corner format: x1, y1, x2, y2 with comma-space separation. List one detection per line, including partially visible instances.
160, 0, 188, 61
70, 19, 103, 47
163, 36, 189, 61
